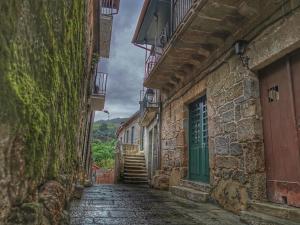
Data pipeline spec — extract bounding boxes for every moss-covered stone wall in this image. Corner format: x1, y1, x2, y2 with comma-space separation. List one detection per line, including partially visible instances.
0, 0, 94, 224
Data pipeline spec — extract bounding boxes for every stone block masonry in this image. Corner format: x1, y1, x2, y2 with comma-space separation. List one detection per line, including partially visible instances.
159, 57, 266, 213
158, 6, 300, 213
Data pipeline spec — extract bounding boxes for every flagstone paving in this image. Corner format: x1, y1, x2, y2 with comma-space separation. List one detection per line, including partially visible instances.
70, 184, 246, 225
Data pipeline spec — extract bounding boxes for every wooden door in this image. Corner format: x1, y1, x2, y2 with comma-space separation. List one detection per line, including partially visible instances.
260, 50, 300, 207
189, 95, 209, 183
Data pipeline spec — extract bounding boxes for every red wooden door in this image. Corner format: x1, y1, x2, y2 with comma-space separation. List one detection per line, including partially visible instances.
260, 50, 300, 207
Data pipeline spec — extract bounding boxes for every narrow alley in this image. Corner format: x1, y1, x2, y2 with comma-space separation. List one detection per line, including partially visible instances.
70, 184, 245, 225
2, 0, 300, 225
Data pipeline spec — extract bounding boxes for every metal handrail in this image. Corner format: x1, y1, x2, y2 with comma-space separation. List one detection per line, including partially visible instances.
93, 72, 108, 96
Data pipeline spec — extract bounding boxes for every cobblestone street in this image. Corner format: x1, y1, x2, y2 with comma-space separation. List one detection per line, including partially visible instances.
70, 185, 246, 225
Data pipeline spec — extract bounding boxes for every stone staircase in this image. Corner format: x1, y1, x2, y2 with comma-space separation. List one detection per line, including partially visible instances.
170, 179, 210, 203
240, 201, 300, 225
123, 154, 148, 184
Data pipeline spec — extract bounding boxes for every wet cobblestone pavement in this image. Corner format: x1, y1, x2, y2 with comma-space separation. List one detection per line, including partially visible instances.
70, 184, 246, 225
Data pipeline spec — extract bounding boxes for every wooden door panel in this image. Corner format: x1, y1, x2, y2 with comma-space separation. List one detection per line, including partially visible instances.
291, 51, 300, 144
260, 51, 300, 207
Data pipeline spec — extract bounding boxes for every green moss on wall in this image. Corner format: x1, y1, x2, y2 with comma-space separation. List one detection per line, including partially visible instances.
0, 0, 87, 183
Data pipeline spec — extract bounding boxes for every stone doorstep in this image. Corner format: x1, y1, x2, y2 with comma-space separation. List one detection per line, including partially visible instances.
179, 179, 211, 193
249, 201, 300, 223
240, 211, 300, 225
170, 186, 209, 203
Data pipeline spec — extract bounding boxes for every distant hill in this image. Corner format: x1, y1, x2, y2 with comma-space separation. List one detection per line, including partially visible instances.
92, 118, 128, 141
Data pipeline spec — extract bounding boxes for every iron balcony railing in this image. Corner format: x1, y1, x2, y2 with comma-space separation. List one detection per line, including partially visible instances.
145, 48, 162, 81
93, 71, 108, 96
100, 0, 120, 15
171, 0, 193, 36
144, 0, 193, 80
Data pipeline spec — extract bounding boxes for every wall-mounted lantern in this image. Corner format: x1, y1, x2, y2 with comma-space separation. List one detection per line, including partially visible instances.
234, 40, 250, 69
145, 88, 155, 103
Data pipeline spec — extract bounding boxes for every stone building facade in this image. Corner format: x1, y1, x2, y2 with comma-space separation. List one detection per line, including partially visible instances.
116, 111, 141, 149
133, 0, 300, 218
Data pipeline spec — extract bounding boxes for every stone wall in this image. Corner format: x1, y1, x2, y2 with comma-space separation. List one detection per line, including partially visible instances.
0, 0, 97, 224
159, 5, 300, 213
207, 58, 265, 212
160, 57, 265, 213
160, 79, 207, 187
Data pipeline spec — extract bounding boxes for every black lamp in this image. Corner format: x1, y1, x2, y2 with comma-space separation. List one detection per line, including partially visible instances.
234, 40, 250, 69
145, 88, 155, 103
234, 40, 248, 55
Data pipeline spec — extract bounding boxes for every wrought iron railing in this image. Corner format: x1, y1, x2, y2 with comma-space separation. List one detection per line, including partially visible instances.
100, 0, 120, 15
143, 0, 193, 80
93, 71, 108, 96
171, 0, 193, 35
145, 50, 161, 81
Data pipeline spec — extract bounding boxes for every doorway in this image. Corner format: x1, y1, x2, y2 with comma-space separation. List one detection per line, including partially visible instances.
188, 95, 209, 183
260, 50, 300, 207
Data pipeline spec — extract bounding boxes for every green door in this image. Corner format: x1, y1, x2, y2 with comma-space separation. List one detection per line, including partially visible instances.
189, 95, 209, 183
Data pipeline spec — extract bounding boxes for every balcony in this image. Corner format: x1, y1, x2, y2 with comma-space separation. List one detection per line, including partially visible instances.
145, 47, 162, 81
101, 0, 120, 15
134, 0, 283, 96
97, 0, 120, 58
90, 70, 108, 111
139, 89, 160, 127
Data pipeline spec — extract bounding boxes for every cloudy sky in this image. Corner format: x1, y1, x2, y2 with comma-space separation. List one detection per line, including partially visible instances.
94, 0, 145, 121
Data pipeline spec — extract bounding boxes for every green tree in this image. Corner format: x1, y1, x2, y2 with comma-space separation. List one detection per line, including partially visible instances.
92, 139, 116, 169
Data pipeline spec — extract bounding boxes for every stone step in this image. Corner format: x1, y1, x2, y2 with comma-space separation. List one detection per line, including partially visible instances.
170, 186, 209, 203
124, 155, 145, 159
240, 211, 300, 225
124, 159, 145, 163
124, 162, 146, 167
124, 172, 148, 177
123, 176, 148, 180
124, 165, 146, 170
249, 201, 300, 223
124, 168, 147, 173
123, 180, 149, 184
179, 179, 211, 193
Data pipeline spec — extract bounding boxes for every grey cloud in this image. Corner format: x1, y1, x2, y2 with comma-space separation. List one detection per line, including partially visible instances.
95, 0, 145, 121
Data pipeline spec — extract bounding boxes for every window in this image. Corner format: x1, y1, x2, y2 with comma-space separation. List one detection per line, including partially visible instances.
131, 126, 135, 144
268, 85, 279, 102
126, 130, 129, 143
